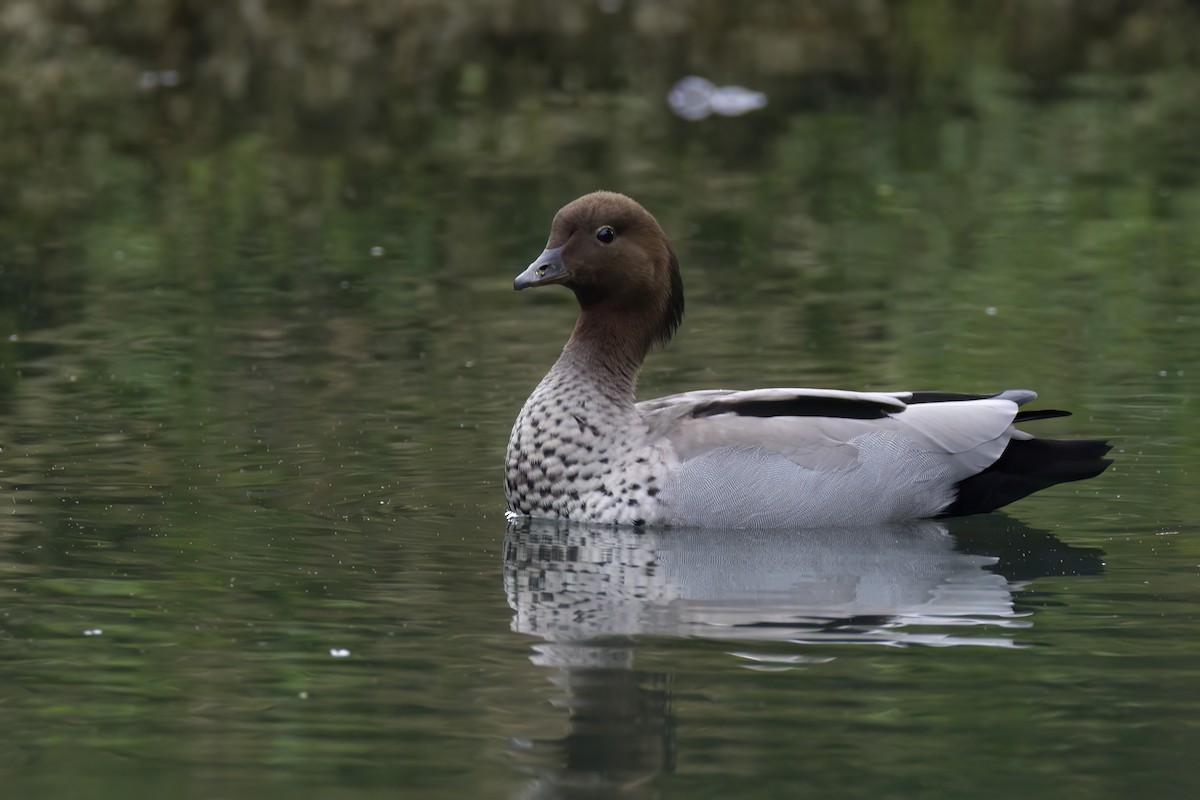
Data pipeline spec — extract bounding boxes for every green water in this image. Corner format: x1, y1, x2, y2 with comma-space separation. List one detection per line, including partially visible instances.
2, 3, 1199, 798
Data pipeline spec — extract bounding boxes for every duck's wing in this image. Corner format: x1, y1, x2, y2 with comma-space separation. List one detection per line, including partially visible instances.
641, 387, 1108, 526
638, 387, 1111, 526
639, 387, 1031, 475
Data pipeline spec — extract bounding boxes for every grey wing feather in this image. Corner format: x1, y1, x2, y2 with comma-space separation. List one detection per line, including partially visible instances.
637, 388, 1030, 527
641, 388, 1021, 470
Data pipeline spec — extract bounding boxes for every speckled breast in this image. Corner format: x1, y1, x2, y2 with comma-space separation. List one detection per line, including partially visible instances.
504, 382, 667, 526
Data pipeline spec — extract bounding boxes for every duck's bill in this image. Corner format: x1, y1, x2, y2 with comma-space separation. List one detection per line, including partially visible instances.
514, 245, 566, 290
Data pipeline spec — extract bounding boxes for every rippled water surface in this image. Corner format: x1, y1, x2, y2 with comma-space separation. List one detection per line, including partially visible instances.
2, 3, 1199, 798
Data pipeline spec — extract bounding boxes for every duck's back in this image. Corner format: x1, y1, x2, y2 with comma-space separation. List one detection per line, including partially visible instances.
641, 388, 1110, 528
642, 389, 993, 527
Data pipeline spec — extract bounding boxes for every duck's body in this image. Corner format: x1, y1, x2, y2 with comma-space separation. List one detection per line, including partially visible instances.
505, 192, 1111, 528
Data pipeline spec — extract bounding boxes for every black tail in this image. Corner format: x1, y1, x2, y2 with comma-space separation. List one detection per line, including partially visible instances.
942, 437, 1113, 517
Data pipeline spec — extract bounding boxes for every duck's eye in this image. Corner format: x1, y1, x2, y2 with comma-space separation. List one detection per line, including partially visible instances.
596, 226, 616, 244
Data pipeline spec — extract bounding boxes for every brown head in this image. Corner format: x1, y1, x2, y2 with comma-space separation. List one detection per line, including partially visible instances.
515, 191, 685, 352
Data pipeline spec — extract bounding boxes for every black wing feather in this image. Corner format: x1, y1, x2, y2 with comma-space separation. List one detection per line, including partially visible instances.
691, 396, 897, 420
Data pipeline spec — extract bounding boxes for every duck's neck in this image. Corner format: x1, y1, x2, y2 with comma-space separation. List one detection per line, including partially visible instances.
551, 306, 653, 407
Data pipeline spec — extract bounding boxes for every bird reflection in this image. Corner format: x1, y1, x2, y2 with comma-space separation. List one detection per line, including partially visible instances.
502, 516, 1103, 798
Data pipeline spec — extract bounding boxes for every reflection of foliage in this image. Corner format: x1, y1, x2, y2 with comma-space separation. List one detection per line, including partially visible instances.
1, 1, 1197, 293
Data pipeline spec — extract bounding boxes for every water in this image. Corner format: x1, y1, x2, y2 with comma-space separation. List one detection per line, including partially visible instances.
2, 3, 1199, 798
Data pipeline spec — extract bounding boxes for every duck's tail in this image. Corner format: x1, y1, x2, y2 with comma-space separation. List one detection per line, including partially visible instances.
942, 436, 1113, 517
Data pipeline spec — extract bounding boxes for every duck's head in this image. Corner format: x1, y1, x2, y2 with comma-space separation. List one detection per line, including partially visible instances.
515, 191, 684, 348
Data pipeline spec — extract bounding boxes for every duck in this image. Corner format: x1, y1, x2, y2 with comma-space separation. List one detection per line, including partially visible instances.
504, 191, 1111, 528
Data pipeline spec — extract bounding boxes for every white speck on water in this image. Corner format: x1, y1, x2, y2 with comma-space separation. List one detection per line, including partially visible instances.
984, 306, 997, 316
464, 360, 475, 368
329, 648, 351, 658
7, 334, 16, 342
339, 280, 350, 290
1159, 370, 1168, 377
370, 246, 385, 257
83, 628, 103, 636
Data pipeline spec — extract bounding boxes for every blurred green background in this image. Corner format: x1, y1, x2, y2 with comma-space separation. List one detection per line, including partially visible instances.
1, 2, 1198, 799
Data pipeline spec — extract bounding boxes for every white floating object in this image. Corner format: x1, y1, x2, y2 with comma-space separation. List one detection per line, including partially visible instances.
708, 85, 768, 116
667, 76, 716, 120
329, 648, 351, 658
83, 628, 103, 636
668, 76, 767, 120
